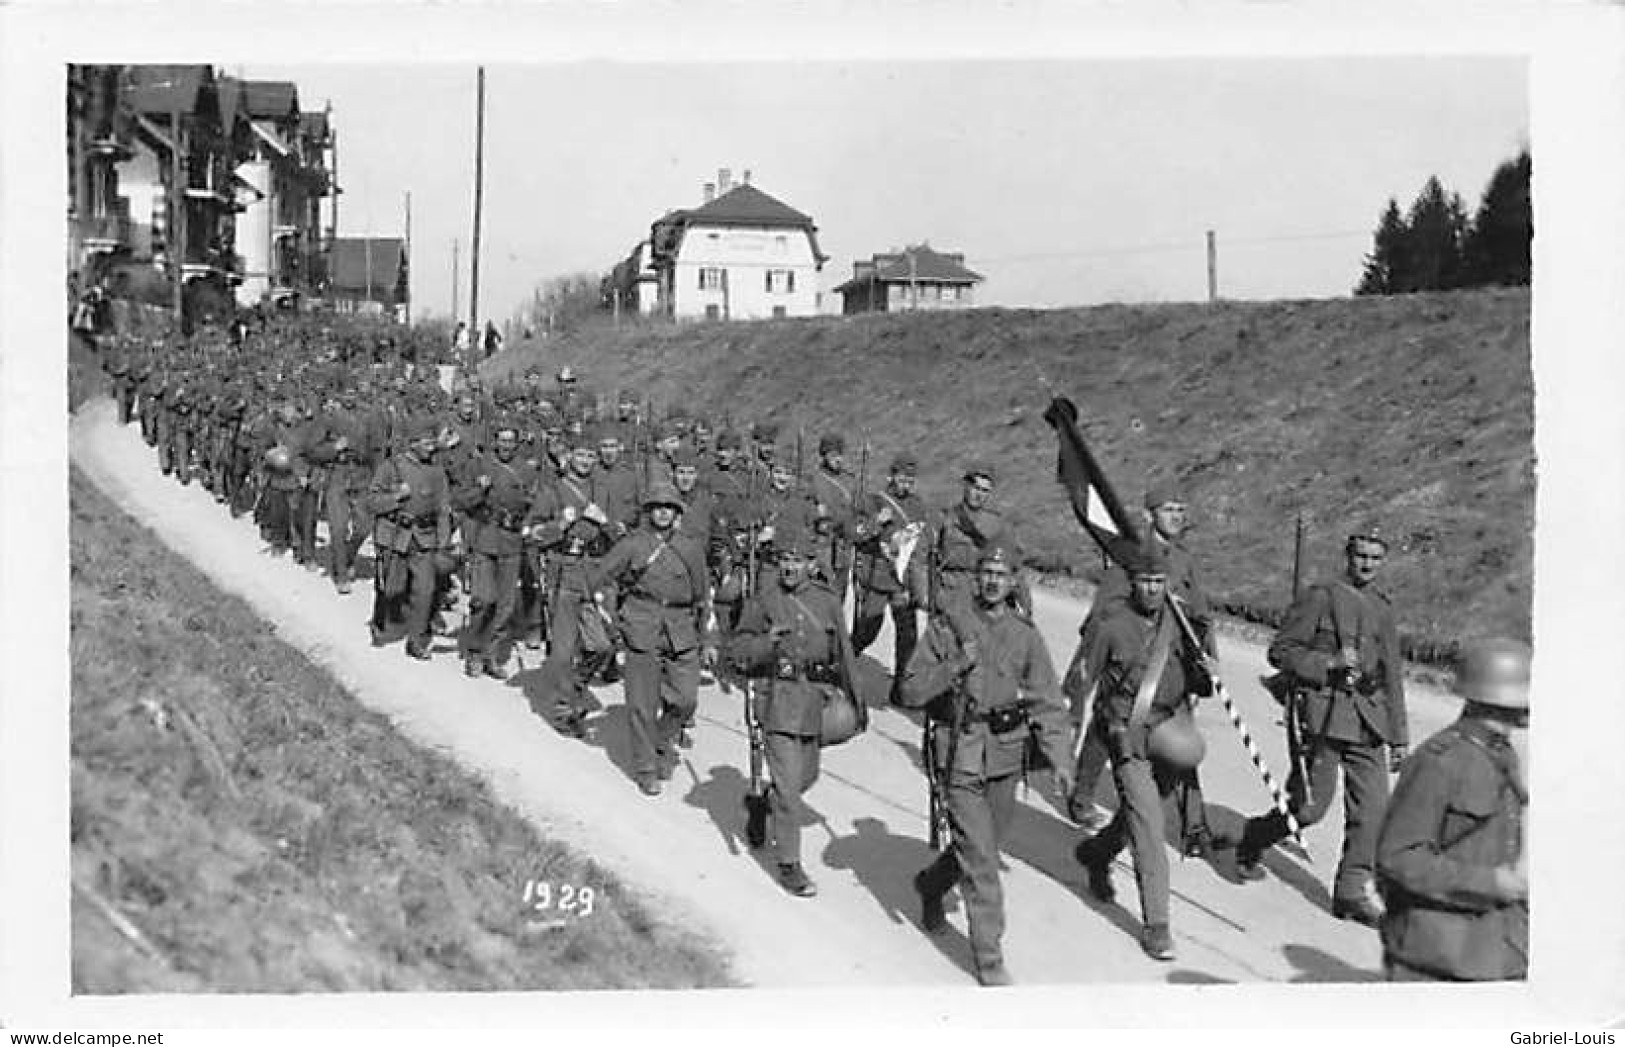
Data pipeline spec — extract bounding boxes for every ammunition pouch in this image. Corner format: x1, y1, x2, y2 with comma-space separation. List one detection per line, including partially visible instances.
980, 702, 1030, 736
774, 659, 840, 685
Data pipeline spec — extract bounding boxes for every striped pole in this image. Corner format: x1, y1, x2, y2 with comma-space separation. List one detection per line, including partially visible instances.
1166, 595, 1305, 849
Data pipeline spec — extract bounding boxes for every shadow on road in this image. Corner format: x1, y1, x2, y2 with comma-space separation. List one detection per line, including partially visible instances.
1282, 942, 1381, 983
1165, 968, 1236, 985
819, 816, 978, 981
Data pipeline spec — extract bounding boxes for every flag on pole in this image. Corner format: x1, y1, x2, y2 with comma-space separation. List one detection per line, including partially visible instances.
1042, 396, 1140, 563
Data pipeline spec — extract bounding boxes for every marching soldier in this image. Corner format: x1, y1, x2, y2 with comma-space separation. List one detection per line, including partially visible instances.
751, 458, 814, 592
899, 546, 1072, 987
1071, 541, 1213, 962
529, 430, 616, 735
807, 433, 859, 599
728, 532, 863, 897
851, 453, 930, 698
455, 422, 544, 678
366, 418, 454, 659
1376, 638, 1528, 981
927, 462, 1031, 620
1065, 481, 1221, 855
596, 422, 643, 532
1232, 525, 1409, 927
306, 391, 373, 594
591, 481, 711, 796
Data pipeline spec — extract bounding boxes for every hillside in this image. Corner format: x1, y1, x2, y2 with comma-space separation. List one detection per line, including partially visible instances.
490, 288, 1533, 661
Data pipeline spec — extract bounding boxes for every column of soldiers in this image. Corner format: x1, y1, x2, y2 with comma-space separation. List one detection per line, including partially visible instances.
94, 319, 1528, 987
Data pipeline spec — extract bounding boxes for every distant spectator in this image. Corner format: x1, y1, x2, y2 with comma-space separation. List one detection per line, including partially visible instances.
483, 320, 503, 359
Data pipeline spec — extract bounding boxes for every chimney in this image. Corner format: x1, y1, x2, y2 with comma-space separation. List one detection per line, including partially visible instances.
703, 182, 716, 204
742, 168, 752, 185
719, 168, 733, 194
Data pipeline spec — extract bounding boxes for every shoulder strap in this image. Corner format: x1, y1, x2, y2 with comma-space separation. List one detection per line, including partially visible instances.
1127, 608, 1178, 736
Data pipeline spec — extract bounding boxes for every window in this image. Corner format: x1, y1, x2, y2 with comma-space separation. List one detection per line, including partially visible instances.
773, 306, 787, 319
766, 269, 795, 294
699, 267, 725, 291
705, 304, 721, 320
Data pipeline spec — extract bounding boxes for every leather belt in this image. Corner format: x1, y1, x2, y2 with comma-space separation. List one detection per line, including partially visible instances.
632, 594, 693, 609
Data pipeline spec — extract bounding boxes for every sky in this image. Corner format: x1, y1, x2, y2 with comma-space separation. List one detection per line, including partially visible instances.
248, 56, 1528, 324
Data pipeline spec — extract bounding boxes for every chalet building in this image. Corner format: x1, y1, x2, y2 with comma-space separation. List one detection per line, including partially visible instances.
834, 243, 984, 314
66, 64, 336, 314
644, 169, 826, 321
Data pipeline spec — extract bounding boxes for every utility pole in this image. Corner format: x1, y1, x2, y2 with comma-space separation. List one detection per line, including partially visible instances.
909, 245, 918, 311
1206, 229, 1218, 304
170, 104, 184, 327
451, 238, 460, 320
404, 190, 412, 325
469, 65, 486, 333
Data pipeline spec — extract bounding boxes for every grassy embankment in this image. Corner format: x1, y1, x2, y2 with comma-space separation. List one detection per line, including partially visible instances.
68, 340, 734, 992
492, 288, 1532, 661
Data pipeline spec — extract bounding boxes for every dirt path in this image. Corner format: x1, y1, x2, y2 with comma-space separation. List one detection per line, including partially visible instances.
71, 398, 1467, 988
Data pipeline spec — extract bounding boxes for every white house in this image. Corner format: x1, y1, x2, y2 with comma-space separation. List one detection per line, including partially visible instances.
646, 170, 826, 321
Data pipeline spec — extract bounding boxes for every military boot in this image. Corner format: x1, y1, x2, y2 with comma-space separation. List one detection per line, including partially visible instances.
777, 862, 817, 898
913, 869, 946, 933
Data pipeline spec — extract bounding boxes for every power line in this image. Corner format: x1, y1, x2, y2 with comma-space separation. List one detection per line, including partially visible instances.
967, 228, 1371, 267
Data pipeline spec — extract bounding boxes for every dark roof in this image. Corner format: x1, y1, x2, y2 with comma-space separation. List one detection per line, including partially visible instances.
683, 183, 813, 229
123, 65, 214, 117
833, 244, 984, 294
240, 80, 299, 120
649, 183, 826, 265
299, 110, 330, 141
329, 238, 407, 297
217, 76, 242, 129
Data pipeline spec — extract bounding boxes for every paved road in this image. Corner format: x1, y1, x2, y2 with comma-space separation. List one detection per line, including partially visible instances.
73, 398, 1473, 989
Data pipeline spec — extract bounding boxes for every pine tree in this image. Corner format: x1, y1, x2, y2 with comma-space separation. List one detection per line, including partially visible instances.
1404, 176, 1469, 292
1463, 148, 1532, 287
1355, 198, 1408, 295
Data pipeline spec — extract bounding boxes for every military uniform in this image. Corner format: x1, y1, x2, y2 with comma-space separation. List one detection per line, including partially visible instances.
367, 434, 453, 658
1376, 716, 1527, 980
926, 470, 1030, 619
1071, 562, 1204, 960
850, 459, 930, 691
591, 490, 710, 790
1068, 526, 1218, 849
730, 565, 861, 887
899, 568, 1071, 982
455, 448, 544, 675
1236, 574, 1409, 914
530, 465, 617, 724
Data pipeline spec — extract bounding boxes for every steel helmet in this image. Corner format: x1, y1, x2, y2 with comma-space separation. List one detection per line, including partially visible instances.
642, 480, 684, 510
1148, 709, 1206, 770
1456, 638, 1531, 711
263, 444, 293, 472
819, 687, 865, 747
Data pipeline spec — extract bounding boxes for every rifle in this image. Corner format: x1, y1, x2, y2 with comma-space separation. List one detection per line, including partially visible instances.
925, 608, 974, 851
742, 466, 769, 841
841, 438, 868, 599
1281, 511, 1311, 795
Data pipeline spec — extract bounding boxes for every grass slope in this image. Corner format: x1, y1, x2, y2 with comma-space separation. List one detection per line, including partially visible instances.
492, 288, 1532, 660
69, 466, 734, 992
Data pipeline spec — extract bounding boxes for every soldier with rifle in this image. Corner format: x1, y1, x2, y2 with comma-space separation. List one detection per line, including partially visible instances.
728, 530, 864, 896
898, 545, 1072, 987
455, 422, 546, 678
807, 433, 860, 602
851, 452, 931, 702
591, 480, 711, 796
1232, 524, 1410, 928
365, 418, 454, 661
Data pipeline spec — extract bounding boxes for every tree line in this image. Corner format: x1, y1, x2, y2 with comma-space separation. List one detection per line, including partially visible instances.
1356, 148, 1531, 296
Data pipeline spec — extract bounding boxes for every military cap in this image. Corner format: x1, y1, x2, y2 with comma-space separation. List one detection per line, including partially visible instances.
667, 404, 690, 422
658, 418, 684, 440
567, 424, 596, 450
717, 429, 743, 450
752, 420, 781, 441
1455, 638, 1531, 711
556, 366, 576, 384
671, 446, 700, 468
642, 480, 685, 510
889, 453, 918, 475
964, 461, 996, 484
412, 417, 441, 441
774, 530, 815, 559
977, 544, 1017, 571
1144, 480, 1186, 510
1122, 539, 1169, 577
819, 433, 846, 455
1346, 523, 1389, 550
